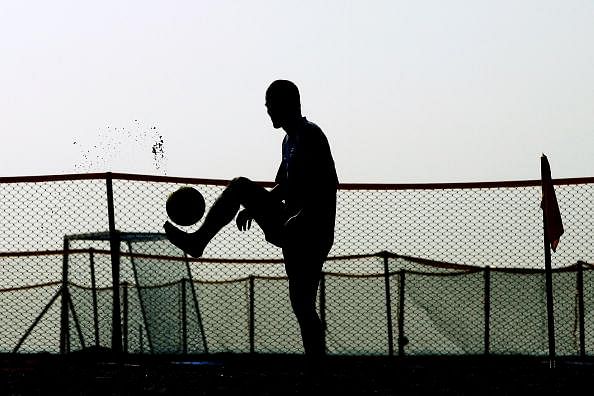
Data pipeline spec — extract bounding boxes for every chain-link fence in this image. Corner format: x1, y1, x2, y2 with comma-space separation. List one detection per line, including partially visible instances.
1, 173, 593, 356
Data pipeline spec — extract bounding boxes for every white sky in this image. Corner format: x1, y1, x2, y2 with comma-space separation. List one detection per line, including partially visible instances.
1, 0, 593, 183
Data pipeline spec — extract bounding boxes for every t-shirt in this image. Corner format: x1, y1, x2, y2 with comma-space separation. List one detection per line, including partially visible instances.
274, 117, 338, 233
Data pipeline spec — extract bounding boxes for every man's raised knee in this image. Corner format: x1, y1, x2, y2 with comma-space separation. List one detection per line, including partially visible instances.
226, 177, 253, 197
229, 176, 251, 189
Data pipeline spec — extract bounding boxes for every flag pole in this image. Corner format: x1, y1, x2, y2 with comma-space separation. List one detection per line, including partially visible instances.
542, 209, 556, 368
541, 155, 556, 368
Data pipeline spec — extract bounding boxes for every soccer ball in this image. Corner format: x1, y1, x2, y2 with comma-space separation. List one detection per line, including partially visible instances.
166, 186, 206, 226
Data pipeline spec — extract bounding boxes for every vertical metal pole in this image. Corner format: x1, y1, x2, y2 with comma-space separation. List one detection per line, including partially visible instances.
397, 269, 406, 356
184, 254, 208, 353
128, 241, 154, 353
181, 278, 188, 355
319, 272, 326, 353
249, 276, 255, 354
89, 249, 100, 347
60, 237, 70, 354
139, 323, 144, 353
106, 173, 122, 354
541, 159, 557, 368
577, 261, 586, 358
123, 282, 129, 354
543, 215, 556, 367
383, 252, 394, 356
484, 266, 491, 355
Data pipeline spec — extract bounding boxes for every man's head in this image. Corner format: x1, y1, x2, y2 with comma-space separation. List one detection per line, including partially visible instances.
265, 80, 301, 129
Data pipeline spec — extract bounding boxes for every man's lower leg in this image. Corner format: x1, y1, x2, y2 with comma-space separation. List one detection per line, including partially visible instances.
197, 188, 240, 243
301, 315, 325, 357
165, 182, 241, 257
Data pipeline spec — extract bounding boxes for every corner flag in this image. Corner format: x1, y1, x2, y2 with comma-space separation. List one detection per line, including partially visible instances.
540, 154, 564, 252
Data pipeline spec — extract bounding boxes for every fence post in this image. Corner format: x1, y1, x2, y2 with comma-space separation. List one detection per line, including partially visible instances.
382, 251, 394, 356
249, 276, 255, 354
577, 261, 586, 358
320, 272, 326, 353
122, 282, 129, 354
60, 237, 70, 354
397, 269, 406, 356
484, 266, 491, 355
128, 242, 154, 354
106, 173, 122, 354
89, 248, 100, 348
181, 278, 188, 355
184, 254, 209, 353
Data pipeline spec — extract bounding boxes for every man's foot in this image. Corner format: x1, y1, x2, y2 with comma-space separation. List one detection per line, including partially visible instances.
163, 221, 206, 258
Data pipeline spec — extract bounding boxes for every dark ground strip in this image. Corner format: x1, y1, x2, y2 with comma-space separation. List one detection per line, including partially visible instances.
1, 353, 593, 395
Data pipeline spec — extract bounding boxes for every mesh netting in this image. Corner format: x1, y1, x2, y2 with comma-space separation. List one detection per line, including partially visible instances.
1, 173, 593, 356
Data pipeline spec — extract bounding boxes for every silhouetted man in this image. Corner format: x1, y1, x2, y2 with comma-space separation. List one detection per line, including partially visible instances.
164, 80, 338, 358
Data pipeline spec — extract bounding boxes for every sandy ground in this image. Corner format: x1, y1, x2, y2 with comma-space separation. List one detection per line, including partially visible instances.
1, 353, 593, 395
